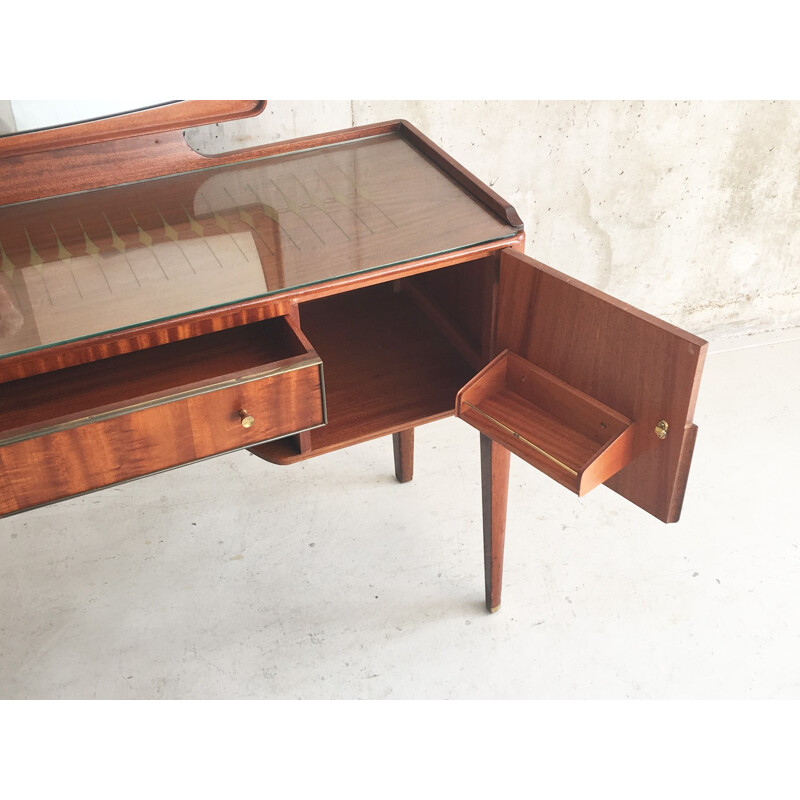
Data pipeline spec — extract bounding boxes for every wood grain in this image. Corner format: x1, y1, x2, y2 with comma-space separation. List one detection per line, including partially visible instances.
0, 100, 708, 614
249, 282, 475, 464
0, 316, 312, 437
0, 120, 409, 205
496, 250, 707, 522
393, 429, 415, 483
0, 101, 266, 160
1, 117, 523, 382
399, 257, 495, 371
396, 121, 524, 229
0, 361, 324, 516
0, 300, 293, 383
0, 314, 325, 516
456, 349, 635, 495
481, 433, 510, 613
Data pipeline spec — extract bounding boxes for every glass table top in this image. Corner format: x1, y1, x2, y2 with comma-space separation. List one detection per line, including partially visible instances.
0, 131, 519, 360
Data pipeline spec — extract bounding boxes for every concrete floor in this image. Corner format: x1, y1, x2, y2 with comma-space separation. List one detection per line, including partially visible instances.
0, 327, 798, 699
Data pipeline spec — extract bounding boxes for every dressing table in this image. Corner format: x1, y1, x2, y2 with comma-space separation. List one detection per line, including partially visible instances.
0, 101, 706, 612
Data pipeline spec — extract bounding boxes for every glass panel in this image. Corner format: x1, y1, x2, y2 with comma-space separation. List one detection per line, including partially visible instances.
0, 132, 518, 359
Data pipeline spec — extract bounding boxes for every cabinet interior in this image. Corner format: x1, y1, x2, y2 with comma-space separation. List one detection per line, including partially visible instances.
250, 262, 486, 464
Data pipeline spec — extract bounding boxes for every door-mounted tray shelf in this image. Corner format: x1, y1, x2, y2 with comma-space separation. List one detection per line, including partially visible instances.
456, 350, 635, 496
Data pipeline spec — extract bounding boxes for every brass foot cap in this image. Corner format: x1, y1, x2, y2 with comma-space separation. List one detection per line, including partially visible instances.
489, 604, 501, 613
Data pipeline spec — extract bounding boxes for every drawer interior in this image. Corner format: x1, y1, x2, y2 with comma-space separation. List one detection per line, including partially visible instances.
0, 315, 317, 444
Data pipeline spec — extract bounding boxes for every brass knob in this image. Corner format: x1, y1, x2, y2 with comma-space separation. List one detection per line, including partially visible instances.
239, 410, 255, 428
655, 419, 669, 439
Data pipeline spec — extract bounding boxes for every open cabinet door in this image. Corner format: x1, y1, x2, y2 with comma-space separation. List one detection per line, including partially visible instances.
457, 249, 707, 524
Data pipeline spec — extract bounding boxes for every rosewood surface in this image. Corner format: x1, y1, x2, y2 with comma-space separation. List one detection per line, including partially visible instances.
0, 100, 707, 614
248, 281, 475, 464
481, 434, 510, 613
495, 249, 707, 522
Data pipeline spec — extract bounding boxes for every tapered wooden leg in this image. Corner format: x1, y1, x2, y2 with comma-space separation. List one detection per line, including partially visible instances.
480, 433, 510, 613
393, 428, 414, 483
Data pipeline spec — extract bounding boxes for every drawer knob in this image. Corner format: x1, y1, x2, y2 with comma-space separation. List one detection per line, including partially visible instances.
239, 410, 255, 428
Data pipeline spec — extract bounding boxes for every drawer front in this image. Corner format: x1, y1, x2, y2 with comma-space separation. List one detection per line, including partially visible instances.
0, 362, 324, 516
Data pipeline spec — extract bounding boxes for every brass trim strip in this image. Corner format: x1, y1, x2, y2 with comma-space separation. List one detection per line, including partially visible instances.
318, 362, 328, 426
0, 357, 323, 447
462, 401, 579, 477
0, 417, 328, 521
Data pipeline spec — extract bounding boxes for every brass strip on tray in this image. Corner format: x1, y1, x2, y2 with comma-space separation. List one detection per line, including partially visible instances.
463, 401, 579, 477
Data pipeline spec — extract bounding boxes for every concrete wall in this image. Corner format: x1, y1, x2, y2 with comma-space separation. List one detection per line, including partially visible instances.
0, 101, 15, 135
186, 100, 800, 341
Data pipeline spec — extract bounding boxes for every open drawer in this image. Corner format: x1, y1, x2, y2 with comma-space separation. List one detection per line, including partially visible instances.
0, 315, 326, 516
457, 249, 707, 523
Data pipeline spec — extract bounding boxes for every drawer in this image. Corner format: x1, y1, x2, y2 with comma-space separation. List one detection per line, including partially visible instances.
0, 315, 325, 515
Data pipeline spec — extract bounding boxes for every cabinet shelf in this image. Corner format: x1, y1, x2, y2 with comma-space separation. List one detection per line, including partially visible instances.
456, 350, 635, 495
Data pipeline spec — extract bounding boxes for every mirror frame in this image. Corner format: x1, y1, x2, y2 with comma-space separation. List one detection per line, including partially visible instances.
0, 100, 266, 159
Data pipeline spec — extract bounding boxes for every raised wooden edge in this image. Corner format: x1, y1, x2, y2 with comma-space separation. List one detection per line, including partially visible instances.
395, 120, 524, 230
579, 425, 636, 496
191, 117, 525, 230
0, 115, 526, 229
456, 349, 635, 495
0, 118, 409, 205
0, 101, 267, 160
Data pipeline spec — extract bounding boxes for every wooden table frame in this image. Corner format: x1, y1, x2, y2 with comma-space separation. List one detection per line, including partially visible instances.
0, 102, 707, 613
